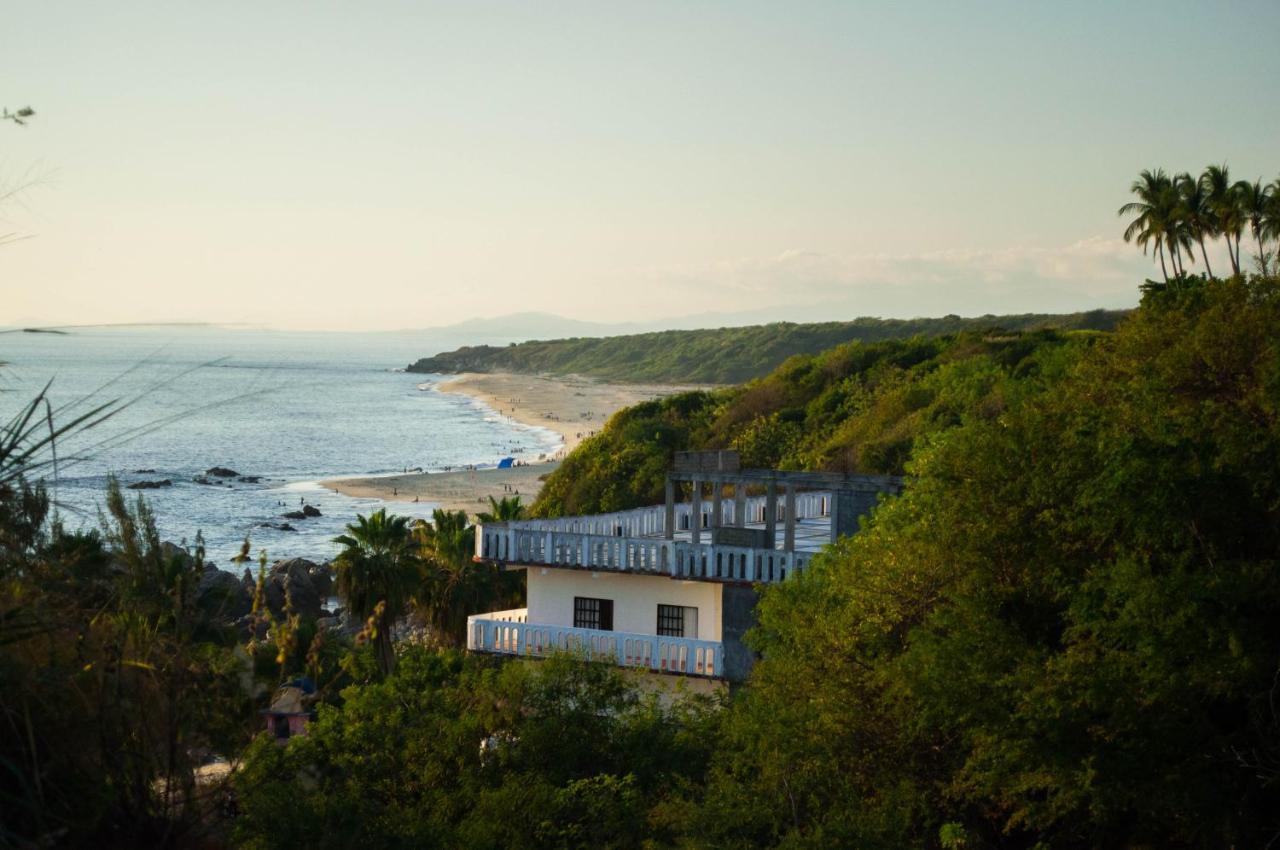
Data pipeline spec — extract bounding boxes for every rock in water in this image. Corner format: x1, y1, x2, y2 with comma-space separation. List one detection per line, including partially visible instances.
281, 510, 307, 520
204, 466, 239, 478
302, 504, 322, 518
257, 522, 297, 532
128, 479, 173, 489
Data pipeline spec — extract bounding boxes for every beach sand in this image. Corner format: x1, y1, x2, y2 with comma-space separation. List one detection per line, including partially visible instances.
320, 373, 700, 515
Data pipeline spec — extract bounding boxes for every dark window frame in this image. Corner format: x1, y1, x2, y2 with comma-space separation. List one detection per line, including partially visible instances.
573, 596, 613, 631
657, 603, 685, 637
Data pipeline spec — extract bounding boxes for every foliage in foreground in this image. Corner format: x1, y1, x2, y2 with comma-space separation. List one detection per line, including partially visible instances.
0, 479, 258, 848
233, 650, 719, 850
697, 276, 1280, 847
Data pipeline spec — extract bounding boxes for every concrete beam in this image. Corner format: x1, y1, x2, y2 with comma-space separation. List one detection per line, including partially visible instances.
783, 484, 797, 552
764, 481, 777, 548
664, 479, 675, 541
691, 478, 703, 545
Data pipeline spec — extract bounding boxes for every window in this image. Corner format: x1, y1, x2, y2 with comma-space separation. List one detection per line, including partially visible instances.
574, 596, 613, 631
657, 604, 698, 638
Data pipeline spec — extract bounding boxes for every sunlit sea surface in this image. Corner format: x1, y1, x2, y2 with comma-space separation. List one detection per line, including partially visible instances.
0, 326, 559, 567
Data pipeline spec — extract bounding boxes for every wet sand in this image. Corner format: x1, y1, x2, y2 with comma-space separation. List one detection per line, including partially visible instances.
320, 373, 698, 515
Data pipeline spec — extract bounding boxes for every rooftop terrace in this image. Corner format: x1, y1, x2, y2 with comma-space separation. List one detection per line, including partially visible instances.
475, 451, 902, 585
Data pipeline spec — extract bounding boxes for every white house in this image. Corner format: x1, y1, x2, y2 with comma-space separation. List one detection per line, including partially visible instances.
467, 451, 901, 682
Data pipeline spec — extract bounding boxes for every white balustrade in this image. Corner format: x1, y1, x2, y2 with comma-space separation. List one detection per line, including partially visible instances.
467, 611, 724, 678
477, 491, 831, 541
475, 524, 814, 584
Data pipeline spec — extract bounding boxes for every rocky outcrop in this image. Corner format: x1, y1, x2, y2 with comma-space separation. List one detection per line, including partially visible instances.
259, 558, 332, 621
128, 479, 173, 489
308, 561, 333, 598
205, 466, 239, 478
258, 521, 297, 532
197, 563, 253, 620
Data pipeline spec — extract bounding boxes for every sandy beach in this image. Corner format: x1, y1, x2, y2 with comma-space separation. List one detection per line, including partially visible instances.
321, 373, 700, 515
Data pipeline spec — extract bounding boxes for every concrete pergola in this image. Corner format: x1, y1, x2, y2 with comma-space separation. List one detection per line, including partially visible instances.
663, 451, 902, 551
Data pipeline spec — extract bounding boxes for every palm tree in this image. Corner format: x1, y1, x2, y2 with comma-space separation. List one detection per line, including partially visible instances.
1119, 169, 1178, 283
477, 494, 525, 523
1235, 178, 1274, 276
1203, 164, 1244, 276
332, 509, 419, 676
1262, 176, 1280, 270
416, 508, 475, 568
1177, 172, 1215, 278
412, 508, 521, 646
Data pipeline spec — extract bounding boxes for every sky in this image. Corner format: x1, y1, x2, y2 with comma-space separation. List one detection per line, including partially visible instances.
2, 1, 1278, 331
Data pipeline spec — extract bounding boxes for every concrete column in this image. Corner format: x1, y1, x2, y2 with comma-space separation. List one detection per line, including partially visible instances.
783, 484, 797, 552
829, 490, 840, 543
711, 478, 723, 530
664, 478, 675, 540
733, 483, 746, 527
691, 478, 703, 545
764, 481, 778, 548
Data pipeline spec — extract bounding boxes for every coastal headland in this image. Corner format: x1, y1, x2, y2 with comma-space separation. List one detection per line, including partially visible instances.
321, 372, 701, 514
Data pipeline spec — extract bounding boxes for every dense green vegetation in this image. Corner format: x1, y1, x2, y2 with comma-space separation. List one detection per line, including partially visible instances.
531, 327, 1094, 517
233, 651, 717, 850
695, 275, 1280, 846
407, 311, 1124, 385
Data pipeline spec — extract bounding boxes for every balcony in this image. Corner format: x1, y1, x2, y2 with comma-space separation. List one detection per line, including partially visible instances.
467, 609, 725, 678
476, 525, 814, 584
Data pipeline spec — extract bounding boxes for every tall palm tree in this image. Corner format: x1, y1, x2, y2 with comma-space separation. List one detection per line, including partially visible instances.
1177, 172, 1215, 278
1203, 164, 1243, 276
1119, 168, 1177, 283
1235, 178, 1274, 276
332, 509, 419, 676
1262, 176, 1280, 271
412, 509, 521, 645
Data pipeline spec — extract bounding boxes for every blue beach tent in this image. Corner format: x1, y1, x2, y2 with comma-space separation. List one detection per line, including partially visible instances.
497, 457, 515, 469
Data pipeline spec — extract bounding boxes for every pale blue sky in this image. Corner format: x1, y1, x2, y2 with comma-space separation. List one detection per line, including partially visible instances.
3, 1, 1278, 329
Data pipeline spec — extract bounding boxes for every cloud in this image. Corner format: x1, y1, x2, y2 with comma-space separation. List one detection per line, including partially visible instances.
630, 237, 1195, 320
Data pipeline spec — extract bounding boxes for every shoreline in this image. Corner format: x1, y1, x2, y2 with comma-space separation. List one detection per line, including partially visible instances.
319, 372, 698, 515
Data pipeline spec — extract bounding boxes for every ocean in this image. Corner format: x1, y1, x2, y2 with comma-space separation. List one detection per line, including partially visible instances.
0, 326, 560, 568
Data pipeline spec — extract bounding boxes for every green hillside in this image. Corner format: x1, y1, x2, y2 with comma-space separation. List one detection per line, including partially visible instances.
408, 310, 1125, 384
531, 326, 1096, 517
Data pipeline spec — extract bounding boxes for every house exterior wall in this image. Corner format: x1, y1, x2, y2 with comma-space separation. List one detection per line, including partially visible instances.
526, 568, 722, 641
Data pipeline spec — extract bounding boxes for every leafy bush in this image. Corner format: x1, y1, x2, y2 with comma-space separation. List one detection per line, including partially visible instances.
695, 276, 1280, 846
233, 649, 720, 850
